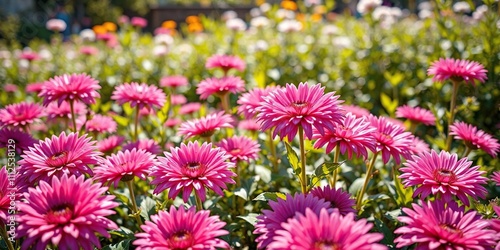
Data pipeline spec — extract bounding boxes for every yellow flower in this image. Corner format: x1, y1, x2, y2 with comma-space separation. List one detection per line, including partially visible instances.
281, 0, 297, 11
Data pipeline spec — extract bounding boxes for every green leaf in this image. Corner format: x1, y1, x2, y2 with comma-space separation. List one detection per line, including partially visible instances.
237, 213, 259, 226
253, 192, 287, 202
109, 226, 135, 238
139, 196, 156, 221
373, 218, 395, 246
394, 172, 413, 206
234, 188, 249, 201
284, 141, 300, 174
123, 102, 134, 116
383, 71, 404, 86
367, 193, 390, 201
255, 165, 272, 183
102, 239, 132, 250
314, 161, 342, 179
385, 209, 402, 221
113, 115, 130, 127
380, 92, 398, 115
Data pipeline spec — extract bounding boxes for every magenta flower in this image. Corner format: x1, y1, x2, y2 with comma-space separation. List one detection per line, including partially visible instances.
151, 141, 236, 202
164, 118, 181, 128
26, 82, 45, 94
170, 94, 187, 105
0, 102, 44, 128
46, 100, 87, 120
341, 104, 371, 118
313, 112, 376, 159
134, 206, 229, 249
179, 102, 202, 115
122, 138, 162, 155
408, 136, 431, 156
396, 105, 436, 126
269, 208, 387, 250
39, 73, 101, 106
160, 75, 189, 88
178, 111, 234, 139
17, 174, 118, 250
368, 115, 414, 164
112, 82, 167, 110
94, 148, 157, 187
450, 121, 500, 157
131, 16, 148, 28
216, 135, 260, 163
257, 82, 344, 141
310, 186, 356, 215
237, 86, 280, 119
19, 51, 40, 61
196, 76, 245, 99
238, 119, 261, 132
80, 46, 99, 56
85, 114, 117, 133
394, 199, 496, 248
427, 58, 487, 85
254, 193, 333, 249
97, 135, 124, 154
491, 171, 500, 186
18, 132, 101, 186
399, 150, 487, 206
0, 167, 10, 224
205, 54, 246, 73
0, 128, 37, 155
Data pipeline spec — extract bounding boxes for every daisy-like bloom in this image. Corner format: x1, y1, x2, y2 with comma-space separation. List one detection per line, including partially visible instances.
254, 193, 333, 249
491, 171, 500, 186
170, 94, 187, 105
97, 135, 124, 154
19, 50, 40, 61
80, 46, 99, 56
46, 19, 67, 32
0, 128, 37, 155
408, 136, 431, 156
268, 208, 387, 250
238, 119, 261, 132
134, 206, 229, 249
85, 114, 117, 133
342, 104, 371, 118
368, 115, 414, 164
177, 112, 234, 139
160, 75, 189, 88
313, 112, 376, 159
427, 58, 487, 85
164, 118, 181, 128
179, 102, 201, 115
139, 106, 156, 117
0, 101, 44, 128
4, 83, 18, 92
216, 135, 260, 163
0, 167, 10, 223
310, 186, 356, 215
39, 73, 101, 106
111, 82, 167, 110
205, 54, 246, 73
257, 82, 344, 141
237, 86, 280, 120
196, 76, 245, 100
17, 174, 118, 250
492, 206, 500, 249
26, 82, 45, 93
150, 141, 236, 202
399, 150, 487, 206
122, 138, 162, 155
396, 105, 436, 126
94, 148, 157, 187
450, 121, 500, 157
131, 16, 148, 28
46, 100, 87, 120
18, 132, 101, 186
394, 199, 496, 248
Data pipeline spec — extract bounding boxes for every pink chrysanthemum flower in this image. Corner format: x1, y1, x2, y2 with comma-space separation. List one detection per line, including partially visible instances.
111, 82, 167, 110
269, 208, 387, 250
18, 132, 101, 186
85, 114, 117, 133
408, 136, 431, 156
170, 94, 187, 105
94, 148, 157, 187
205, 54, 246, 73
164, 118, 181, 128
341, 104, 371, 118
257, 82, 344, 141
4, 83, 18, 92
39, 73, 101, 106
400, 150, 487, 206
0, 102, 44, 128
179, 102, 202, 115
368, 115, 414, 164
139, 106, 156, 117
122, 138, 162, 155
17, 174, 118, 250
151, 141, 236, 202
428, 58, 487, 85
254, 193, 333, 249
26, 82, 45, 94
131, 16, 148, 28
80, 46, 98, 56
134, 206, 229, 250
0, 128, 37, 155
19, 51, 39, 61
450, 121, 500, 157
310, 186, 356, 215
394, 199, 496, 248
178, 112, 234, 139
313, 112, 376, 159
492, 206, 500, 249
491, 171, 500, 186
396, 105, 436, 126
238, 119, 261, 132
0, 167, 10, 223
196, 76, 245, 100
46, 100, 87, 120
97, 135, 124, 154
216, 135, 260, 163
160, 75, 189, 88
237, 86, 280, 120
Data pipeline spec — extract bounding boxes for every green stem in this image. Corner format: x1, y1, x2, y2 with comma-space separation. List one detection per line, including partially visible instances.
220, 93, 231, 114
126, 181, 143, 227
195, 193, 203, 211
298, 126, 308, 194
268, 130, 278, 173
0, 224, 14, 250
134, 106, 140, 142
445, 80, 460, 151
330, 143, 341, 187
235, 160, 241, 187
462, 146, 472, 158
409, 121, 417, 134
356, 152, 379, 211
69, 99, 77, 133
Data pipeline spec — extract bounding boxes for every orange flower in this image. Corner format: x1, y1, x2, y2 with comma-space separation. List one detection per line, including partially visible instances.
256, 0, 266, 6
188, 23, 203, 33
162, 20, 177, 29
314, 5, 327, 14
92, 25, 107, 35
186, 15, 200, 24
296, 13, 306, 22
102, 22, 117, 32
281, 0, 297, 11
311, 13, 322, 22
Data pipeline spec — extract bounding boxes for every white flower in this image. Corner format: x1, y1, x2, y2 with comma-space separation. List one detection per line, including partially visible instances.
251, 16, 270, 28
277, 19, 302, 33
46, 19, 67, 32
226, 18, 247, 31
357, 0, 382, 15
154, 34, 174, 45
453, 1, 471, 13
80, 29, 96, 42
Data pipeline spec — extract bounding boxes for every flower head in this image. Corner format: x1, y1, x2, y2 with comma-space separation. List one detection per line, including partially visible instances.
450, 121, 500, 157
269, 208, 387, 250
238, 119, 261, 132
160, 75, 189, 88
178, 111, 234, 139
257, 82, 344, 141
131, 17, 148, 28
491, 171, 500, 186
112, 82, 166, 110
134, 206, 229, 250
396, 105, 436, 126
0, 128, 37, 155
237, 86, 280, 119
310, 186, 356, 215
0, 167, 10, 224
94, 148, 157, 187
368, 115, 414, 164
46, 19, 67, 32
122, 138, 162, 155
196, 76, 245, 99
179, 102, 202, 115
394, 199, 496, 248
216, 135, 260, 163
170, 94, 187, 105
46, 100, 87, 120
17, 174, 118, 250
26, 82, 45, 94
341, 104, 371, 118
399, 150, 487, 206
0, 102, 44, 128
97, 135, 124, 154
85, 114, 117, 133
80, 46, 99, 56
19, 51, 39, 61
205, 54, 246, 73
151, 141, 236, 202
408, 136, 431, 156
39, 73, 101, 106
427, 58, 487, 85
